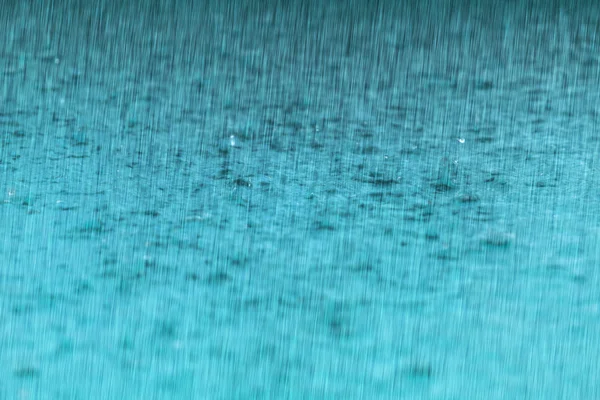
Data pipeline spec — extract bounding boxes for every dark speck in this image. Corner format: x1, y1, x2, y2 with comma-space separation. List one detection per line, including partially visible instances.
328, 318, 350, 338
478, 80, 494, 90
432, 183, 454, 193
425, 233, 439, 241
314, 221, 335, 231
206, 271, 231, 285
406, 363, 433, 379
231, 256, 248, 267
156, 321, 177, 339
103, 258, 118, 266
457, 194, 480, 203
351, 263, 374, 273
13, 366, 39, 379
359, 145, 379, 155
310, 141, 324, 149
233, 177, 252, 187
371, 178, 398, 186
368, 192, 386, 201
185, 272, 200, 282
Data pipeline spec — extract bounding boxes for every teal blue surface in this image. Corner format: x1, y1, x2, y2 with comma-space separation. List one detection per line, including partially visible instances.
1, 1, 600, 398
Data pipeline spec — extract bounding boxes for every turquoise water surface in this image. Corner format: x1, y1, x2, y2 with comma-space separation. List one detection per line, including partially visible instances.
1, 1, 600, 399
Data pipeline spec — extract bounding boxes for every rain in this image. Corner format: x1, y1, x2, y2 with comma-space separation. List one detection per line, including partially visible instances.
1, 0, 600, 398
